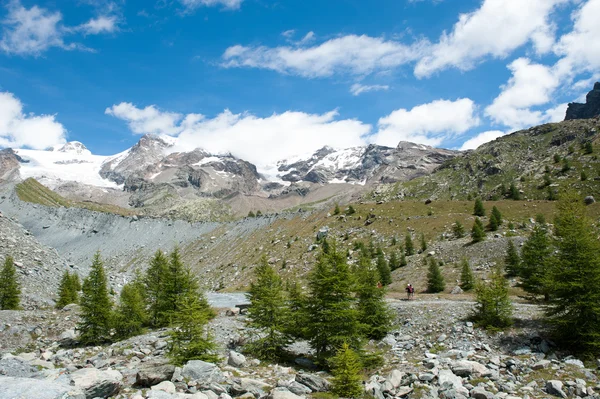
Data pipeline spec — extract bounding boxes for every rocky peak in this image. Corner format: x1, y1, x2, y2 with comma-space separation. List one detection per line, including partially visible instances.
56, 141, 91, 156
565, 82, 600, 120
0, 148, 23, 182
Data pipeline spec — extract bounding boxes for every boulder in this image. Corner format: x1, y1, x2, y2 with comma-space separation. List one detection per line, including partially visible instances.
295, 373, 330, 392
182, 360, 225, 384
531, 360, 551, 370
0, 356, 39, 378
151, 380, 176, 394
269, 388, 304, 399
438, 369, 463, 390
287, 381, 312, 396
450, 286, 464, 295
388, 369, 404, 388
0, 376, 86, 399
70, 367, 123, 399
546, 380, 568, 398
470, 387, 494, 399
584, 196, 596, 205
451, 360, 491, 377
136, 361, 176, 387
228, 351, 246, 368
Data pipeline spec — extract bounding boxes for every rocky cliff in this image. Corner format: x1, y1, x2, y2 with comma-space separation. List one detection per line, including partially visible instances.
565, 82, 600, 120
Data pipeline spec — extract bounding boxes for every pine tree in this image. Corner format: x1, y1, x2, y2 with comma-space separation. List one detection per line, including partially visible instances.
488, 213, 499, 231
305, 244, 361, 360
376, 252, 392, 286
246, 256, 292, 361
333, 204, 341, 215
284, 281, 308, 340
247, 211, 255, 218
426, 257, 445, 293
584, 141, 594, 154
399, 250, 408, 267
162, 248, 200, 325
504, 240, 521, 277
388, 251, 400, 271
520, 222, 552, 300
405, 234, 415, 256
545, 192, 600, 354
114, 282, 148, 340
459, 259, 474, 291
471, 218, 486, 243
489, 206, 502, 230
356, 255, 393, 340
453, 221, 465, 238
474, 199, 485, 217
420, 233, 427, 252
346, 205, 356, 215
168, 291, 218, 365
509, 183, 521, 200
79, 252, 113, 344
145, 250, 170, 327
56, 270, 79, 309
330, 343, 363, 398
69, 273, 81, 292
0, 256, 20, 310
472, 266, 513, 329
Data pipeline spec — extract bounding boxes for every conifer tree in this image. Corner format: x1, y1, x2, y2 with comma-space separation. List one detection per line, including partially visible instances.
69, 273, 81, 293
520, 222, 552, 300
399, 250, 408, 267
246, 256, 291, 360
0, 256, 20, 310
509, 183, 520, 200
56, 270, 78, 309
474, 199, 485, 217
491, 206, 502, 226
305, 244, 361, 360
488, 213, 499, 231
356, 255, 393, 340
545, 192, 600, 353
388, 251, 400, 271
420, 233, 427, 252
333, 203, 341, 215
459, 259, 474, 291
162, 248, 200, 325
145, 250, 170, 327
168, 291, 218, 365
375, 251, 392, 286
405, 234, 415, 256
453, 221, 465, 238
247, 211, 255, 218
114, 282, 148, 340
390, 236, 397, 246
346, 205, 356, 215
471, 218, 486, 243
285, 281, 308, 340
79, 252, 113, 344
426, 257, 445, 293
504, 240, 521, 277
330, 343, 363, 398
472, 266, 513, 329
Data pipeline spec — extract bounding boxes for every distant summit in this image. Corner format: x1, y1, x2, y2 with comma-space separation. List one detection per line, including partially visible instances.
56, 141, 91, 156
565, 82, 600, 120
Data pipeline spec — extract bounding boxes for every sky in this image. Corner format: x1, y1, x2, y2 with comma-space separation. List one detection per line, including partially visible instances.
0, 0, 599, 173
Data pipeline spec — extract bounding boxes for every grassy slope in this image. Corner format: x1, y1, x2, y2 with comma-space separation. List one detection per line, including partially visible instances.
15, 178, 137, 216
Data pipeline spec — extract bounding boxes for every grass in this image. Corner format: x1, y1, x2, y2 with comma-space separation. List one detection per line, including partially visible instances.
15, 178, 137, 216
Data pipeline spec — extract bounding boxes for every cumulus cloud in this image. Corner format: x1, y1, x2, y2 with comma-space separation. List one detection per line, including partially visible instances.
0, 1, 121, 55
179, 0, 244, 11
106, 103, 370, 171
414, 0, 568, 77
459, 130, 506, 151
350, 84, 390, 96
485, 58, 561, 130
0, 91, 67, 150
370, 98, 480, 147
222, 34, 429, 78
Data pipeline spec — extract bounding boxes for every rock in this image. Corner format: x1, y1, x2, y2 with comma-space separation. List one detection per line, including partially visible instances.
0, 356, 39, 378
531, 360, 551, 370
564, 358, 584, 368
438, 369, 463, 390
228, 351, 246, 368
287, 381, 312, 396
136, 361, 176, 387
182, 360, 225, 384
565, 82, 600, 120
388, 369, 404, 388
419, 372, 435, 382
470, 387, 494, 399
69, 368, 123, 399
396, 386, 413, 397
147, 391, 174, 399
152, 381, 176, 394
451, 286, 464, 295
269, 387, 304, 399
0, 376, 86, 399
381, 334, 396, 346
451, 360, 491, 377
546, 380, 568, 398
226, 308, 240, 316
203, 390, 220, 399
295, 373, 330, 392
584, 196, 596, 205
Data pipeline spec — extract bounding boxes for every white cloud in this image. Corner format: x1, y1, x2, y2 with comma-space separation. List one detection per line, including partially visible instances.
544, 102, 569, 123
106, 103, 371, 172
78, 15, 119, 35
179, 0, 244, 11
350, 84, 390, 96
222, 34, 429, 78
413, 0, 568, 77
370, 98, 480, 147
485, 58, 561, 130
554, 0, 600, 78
105, 103, 184, 136
459, 130, 506, 151
0, 91, 67, 150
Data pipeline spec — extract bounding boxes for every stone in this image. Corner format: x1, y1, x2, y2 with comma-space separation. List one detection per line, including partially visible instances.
228, 351, 246, 368
136, 361, 176, 387
564, 359, 584, 368
438, 369, 463, 390
152, 380, 176, 394
451, 286, 464, 295
584, 196, 596, 205
191, 393, 210, 399
396, 386, 413, 397
451, 360, 491, 377
203, 390, 219, 399
381, 334, 396, 346
470, 387, 494, 399
295, 373, 330, 392
0, 376, 86, 399
182, 360, 225, 384
70, 368, 123, 399
419, 373, 435, 382
226, 308, 240, 316
287, 381, 312, 396
0, 357, 39, 378
147, 391, 174, 399
388, 369, 404, 388
269, 387, 305, 399
531, 360, 551, 370
546, 380, 567, 398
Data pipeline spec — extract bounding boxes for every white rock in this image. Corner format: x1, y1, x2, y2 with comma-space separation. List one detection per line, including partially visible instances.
152, 380, 176, 394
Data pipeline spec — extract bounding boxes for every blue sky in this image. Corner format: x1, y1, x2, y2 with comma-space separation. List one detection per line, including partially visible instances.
0, 0, 599, 171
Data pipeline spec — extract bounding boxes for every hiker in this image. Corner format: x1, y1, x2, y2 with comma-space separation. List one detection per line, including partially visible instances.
406, 284, 414, 300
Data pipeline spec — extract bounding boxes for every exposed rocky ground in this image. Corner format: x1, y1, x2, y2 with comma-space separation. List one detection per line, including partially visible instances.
1, 299, 598, 399
565, 83, 600, 121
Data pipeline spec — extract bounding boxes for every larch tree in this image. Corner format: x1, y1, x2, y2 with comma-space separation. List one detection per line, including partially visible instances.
0, 256, 20, 310
79, 252, 113, 344
356, 255, 393, 340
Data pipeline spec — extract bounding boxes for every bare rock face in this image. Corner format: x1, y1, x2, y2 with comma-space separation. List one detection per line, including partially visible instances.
565, 82, 600, 120
0, 149, 23, 182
